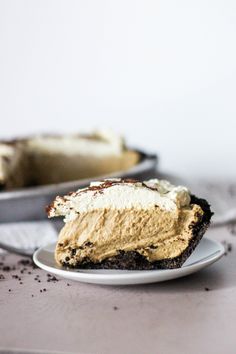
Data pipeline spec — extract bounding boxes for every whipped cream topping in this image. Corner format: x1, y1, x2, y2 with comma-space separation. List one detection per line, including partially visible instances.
0, 144, 15, 157
26, 129, 124, 157
48, 178, 191, 222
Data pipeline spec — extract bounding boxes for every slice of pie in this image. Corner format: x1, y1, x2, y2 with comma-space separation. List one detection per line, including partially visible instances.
0, 130, 140, 190
47, 178, 213, 270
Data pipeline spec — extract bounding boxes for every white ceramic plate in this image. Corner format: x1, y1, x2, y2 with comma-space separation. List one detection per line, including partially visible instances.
33, 237, 225, 285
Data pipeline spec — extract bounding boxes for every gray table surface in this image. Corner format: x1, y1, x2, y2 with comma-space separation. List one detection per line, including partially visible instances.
0, 224, 235, 354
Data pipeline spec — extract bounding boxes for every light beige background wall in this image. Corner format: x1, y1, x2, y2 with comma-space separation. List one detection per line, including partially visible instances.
1, 0, 235, 178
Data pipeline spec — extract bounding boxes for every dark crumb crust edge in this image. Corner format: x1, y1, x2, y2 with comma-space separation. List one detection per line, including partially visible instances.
61, 195, 213, 270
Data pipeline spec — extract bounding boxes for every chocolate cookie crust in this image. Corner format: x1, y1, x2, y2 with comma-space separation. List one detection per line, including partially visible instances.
60, 195, 213, 270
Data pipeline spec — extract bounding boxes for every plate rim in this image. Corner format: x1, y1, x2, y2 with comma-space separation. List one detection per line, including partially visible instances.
33, 237, 225, 282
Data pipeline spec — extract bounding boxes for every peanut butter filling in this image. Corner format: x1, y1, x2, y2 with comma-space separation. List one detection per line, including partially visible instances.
55, 203, 203, 266
29, 149, 139, 185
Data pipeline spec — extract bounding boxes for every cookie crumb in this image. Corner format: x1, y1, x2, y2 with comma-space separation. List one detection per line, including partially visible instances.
3, 266, 10, 272
222, 241, 233, 255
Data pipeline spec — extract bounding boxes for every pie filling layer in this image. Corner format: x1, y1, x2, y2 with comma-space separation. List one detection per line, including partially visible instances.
55, 204, 203, 266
